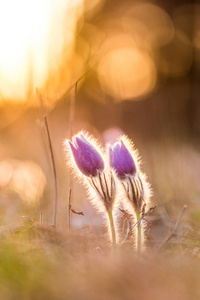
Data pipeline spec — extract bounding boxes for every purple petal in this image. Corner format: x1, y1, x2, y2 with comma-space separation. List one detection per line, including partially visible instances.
69, 134, 104, 177
111, 143, 125, 178
68, 141, 92, 176
120, 141, 136, 175
110, 140, 136, 179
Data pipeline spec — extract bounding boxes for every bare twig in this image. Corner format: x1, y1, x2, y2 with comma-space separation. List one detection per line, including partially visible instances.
118, 208, 134, 245
155, 205, 187, 254
119, 204, 158, 246
131, 203, 158, 229
142, 203, 158, 217
119, 208, 132, 221
58, 33, 108, 103
37, 89, 58, 228
70, 209, 84, 216
68, 82, 77, 230
178, 226, 191, 244
69, 82, 77, 137
44, 115, 58, 227
68, 188, 72, 230
60, 69, 91, 102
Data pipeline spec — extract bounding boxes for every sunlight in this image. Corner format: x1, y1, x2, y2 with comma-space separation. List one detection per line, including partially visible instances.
97, 45, 156, 100
0, 0, 84, 101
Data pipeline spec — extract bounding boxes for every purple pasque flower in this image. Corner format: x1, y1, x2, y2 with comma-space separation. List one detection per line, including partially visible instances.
68, 132, 104, 177
109, 139, 137, 179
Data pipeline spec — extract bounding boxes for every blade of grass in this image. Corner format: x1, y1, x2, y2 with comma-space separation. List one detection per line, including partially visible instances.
37, 89, 58, 228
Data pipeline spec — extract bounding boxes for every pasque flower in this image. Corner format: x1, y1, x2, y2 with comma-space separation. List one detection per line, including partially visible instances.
109, 136, 152, 253
109, 137, 150, 213
66, 131, 117, 247
109, 140, 137, 179
68, 133, 104, 177
67, 132, 116, 210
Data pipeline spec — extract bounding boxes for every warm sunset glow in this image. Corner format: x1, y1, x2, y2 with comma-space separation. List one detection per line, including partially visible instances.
97, 46, 156, 100
0, 0, 84, 101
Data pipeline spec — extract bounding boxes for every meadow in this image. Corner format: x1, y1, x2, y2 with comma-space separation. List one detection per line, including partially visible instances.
0, 91, 200, 299
1, 0, 200, 299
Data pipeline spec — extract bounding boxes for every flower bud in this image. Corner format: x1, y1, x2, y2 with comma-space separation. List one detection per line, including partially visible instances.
68, 133, 104, 177
109, 140, 136, 179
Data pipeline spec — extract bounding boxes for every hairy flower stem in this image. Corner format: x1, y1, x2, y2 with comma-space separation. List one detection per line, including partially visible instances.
107, 210, 116, 249
136, 212, 142, 255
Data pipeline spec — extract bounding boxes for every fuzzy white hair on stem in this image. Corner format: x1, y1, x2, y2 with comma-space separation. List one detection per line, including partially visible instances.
64, 130, 117, 248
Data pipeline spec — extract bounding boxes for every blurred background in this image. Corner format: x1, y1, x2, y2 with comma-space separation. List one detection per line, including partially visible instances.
0, 0, 200, 230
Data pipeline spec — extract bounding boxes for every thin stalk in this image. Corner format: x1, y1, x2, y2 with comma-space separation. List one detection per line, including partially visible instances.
68, 187, 72, 230
155, 205, 187, 254
69, 82, 77, 138
107, 210, 116, 249
136, 212, 142, 255
68, 82, 77, 230
44, 116, 58, 227
37, 89, 58, 228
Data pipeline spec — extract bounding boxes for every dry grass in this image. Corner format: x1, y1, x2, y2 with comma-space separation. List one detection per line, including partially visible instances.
0, 212, 200, 300
0, 95, 200, 299
0, 133, 200, 299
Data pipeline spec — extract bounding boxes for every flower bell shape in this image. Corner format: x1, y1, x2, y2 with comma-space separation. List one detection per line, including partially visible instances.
109, 140, 137, 179
68, 133, 104, 177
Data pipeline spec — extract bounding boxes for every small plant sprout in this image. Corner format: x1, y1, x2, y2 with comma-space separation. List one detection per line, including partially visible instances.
65, 131, 117, 248
109, 136, 152, 254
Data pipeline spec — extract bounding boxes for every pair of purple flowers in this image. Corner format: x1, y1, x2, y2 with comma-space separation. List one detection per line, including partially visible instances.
67, 131, 149, 212
66, 131, 151, 249
68, 133, 136, 179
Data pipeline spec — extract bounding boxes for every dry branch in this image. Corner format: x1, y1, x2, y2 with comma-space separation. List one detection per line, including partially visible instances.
155, 205, 187, 254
